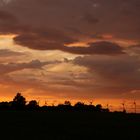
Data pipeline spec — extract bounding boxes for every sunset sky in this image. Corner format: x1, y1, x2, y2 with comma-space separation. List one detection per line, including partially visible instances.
0, 0, 140, 112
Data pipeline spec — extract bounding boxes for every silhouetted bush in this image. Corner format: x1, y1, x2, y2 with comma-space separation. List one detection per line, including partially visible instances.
64, 101, 71, 106
57, 101, 72, 111
0, 102, 11, 110
95, 104, 102, 112
27, 100, 39, 110
0, 93, 111, 113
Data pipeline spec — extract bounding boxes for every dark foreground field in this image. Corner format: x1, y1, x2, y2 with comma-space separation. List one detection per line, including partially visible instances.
0, 111, 139, 140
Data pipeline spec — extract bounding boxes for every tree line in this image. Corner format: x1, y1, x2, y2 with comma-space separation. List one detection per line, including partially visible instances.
0, 93, 110, 112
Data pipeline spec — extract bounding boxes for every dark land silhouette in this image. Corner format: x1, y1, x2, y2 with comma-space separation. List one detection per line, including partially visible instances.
0, 93, 139, 139
0, 93, 110, 112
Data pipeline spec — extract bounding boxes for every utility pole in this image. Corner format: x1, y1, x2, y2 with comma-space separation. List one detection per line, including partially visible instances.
89, 101, 93, 105
107, 103, 109, 110
44, 101, 47, 106
134, 100, 136, 114
122, 101, 126, 113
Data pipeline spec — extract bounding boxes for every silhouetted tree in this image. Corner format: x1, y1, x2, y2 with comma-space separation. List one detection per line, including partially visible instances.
57, 101, 72, 111
0, 92, 111, 112
74, 102, 85, 107
27, 100, 39, 110
64, 101, 71, 106
95, 104, 102, 112
0, 102, 11, 110
74, 102, 85, 111
123, 109, 126, 113
12, 93, 26, 110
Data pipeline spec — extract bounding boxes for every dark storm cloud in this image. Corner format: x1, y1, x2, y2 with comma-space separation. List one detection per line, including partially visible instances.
129, 44, 140, 49
82, 13, 99, 24
14, 28, 125, 54
0, 10, 20, 34
0, 49, 24, 57
0, 10, 15, 22
64, 41, 125, 55
0, 60, 50, 74
74, 55, 140, 88
13, 28, 76, 51
126, 44, 140, 55
12, 26, 124, 55
0, 0, 140, 54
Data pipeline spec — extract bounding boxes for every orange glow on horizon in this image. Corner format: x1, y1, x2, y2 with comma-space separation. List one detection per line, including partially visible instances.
0, 92, 139, 113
